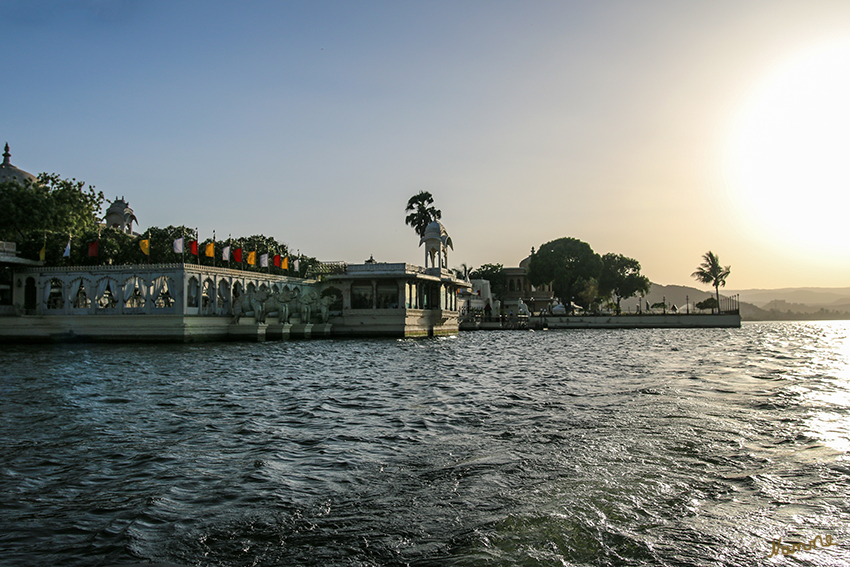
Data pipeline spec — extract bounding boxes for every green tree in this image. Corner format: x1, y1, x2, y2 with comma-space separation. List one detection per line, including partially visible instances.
577, 277, 601, 312
691, 251, 731, 314
404, 191, 441, 238
469, 263, 507, 300
527, 237, 602, 314
0, 174, 104, 242
73, 227, 137, 266
136, 225, 197, 264
598, 253, 651, 314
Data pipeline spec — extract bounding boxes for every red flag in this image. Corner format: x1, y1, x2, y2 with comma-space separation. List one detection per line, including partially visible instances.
273, 254, 281, 267
189, 240, 198, 255
233, 247, 243, 263
88, 241, 99, 257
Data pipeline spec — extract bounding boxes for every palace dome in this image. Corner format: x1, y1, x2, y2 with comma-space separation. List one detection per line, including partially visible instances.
0, 144, 37, 186
519, 247, 535, 269
419, 220, 453, 249
104, 197, 138, 234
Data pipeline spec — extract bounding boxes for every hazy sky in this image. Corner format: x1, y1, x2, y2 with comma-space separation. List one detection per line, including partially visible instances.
4, 1, 850, 289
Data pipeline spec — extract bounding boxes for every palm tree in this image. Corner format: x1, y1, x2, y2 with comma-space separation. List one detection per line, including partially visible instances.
692, 251, 731, 313
404, 191, 441, 238
453, 262, 473, 281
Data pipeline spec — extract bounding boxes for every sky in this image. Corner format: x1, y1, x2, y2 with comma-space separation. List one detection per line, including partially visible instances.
3, 0, 850, 290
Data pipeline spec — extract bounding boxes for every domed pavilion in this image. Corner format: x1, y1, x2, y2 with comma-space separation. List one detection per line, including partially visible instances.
0, 144, 37, 186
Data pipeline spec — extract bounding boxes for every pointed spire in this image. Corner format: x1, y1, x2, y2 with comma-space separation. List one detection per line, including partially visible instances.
3, 143, 10, 166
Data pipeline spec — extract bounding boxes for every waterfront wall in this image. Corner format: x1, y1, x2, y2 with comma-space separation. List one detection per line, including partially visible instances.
534, 313, 741, 329
1, 263, 466, 342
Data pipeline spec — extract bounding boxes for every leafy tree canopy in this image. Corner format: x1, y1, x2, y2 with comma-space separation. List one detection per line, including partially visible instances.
527, 237, 602, 313
598, 253, 651, 314
404, 191, 441, 238
0, 173, 104, 242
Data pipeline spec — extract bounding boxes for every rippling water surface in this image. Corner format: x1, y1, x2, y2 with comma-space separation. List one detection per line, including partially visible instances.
2, 322, 849, 566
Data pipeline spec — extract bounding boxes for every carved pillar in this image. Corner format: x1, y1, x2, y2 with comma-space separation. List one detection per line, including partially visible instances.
398, 280, 406, 310
341, 280, 352, 310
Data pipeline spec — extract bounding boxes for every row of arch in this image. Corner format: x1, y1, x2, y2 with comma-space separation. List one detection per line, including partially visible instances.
19, 270, 462, 318
507, 278, 551, 293
28, 275, 177, 313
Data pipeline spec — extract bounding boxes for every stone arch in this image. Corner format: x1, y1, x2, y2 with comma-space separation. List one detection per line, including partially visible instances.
217, 279, 231, 313
151, 276, 175, 309
123, 276, 148, 309
94, 276, 119, 309
45, 278, 64, 310
69, 277, 92, 309
186, 276, 199, 308
201, 277, 215, 312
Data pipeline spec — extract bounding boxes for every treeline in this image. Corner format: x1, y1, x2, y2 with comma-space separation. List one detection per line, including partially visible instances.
464, 237, 651, 315
2, 175, 315, 276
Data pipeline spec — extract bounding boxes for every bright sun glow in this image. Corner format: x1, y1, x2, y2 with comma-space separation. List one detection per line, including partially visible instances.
728, 40, 850, 258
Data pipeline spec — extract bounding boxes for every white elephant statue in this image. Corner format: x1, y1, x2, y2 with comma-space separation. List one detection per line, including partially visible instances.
318, 295, 335, 323
263, 289, 296, 323
231, 288, 269, 324
301, 290, 319, 323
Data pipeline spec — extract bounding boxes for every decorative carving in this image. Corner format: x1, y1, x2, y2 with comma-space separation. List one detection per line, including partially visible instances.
231, 288, 269, 324
319, 295, 334, 323
301, 290, 319, 323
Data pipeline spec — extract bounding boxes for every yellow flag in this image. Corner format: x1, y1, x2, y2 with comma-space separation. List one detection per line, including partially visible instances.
39, 246, 46, 261
205, 242, 214, 257
140, 239, 150, 255
247, 251, 256, 265
282, 256, 288, 270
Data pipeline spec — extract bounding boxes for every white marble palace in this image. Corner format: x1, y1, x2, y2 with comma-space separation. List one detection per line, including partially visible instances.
0, 146, 469, 342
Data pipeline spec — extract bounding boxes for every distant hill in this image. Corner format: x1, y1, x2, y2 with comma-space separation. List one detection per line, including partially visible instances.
618, 284, 850, 321
644, 285, 850, 321
724, 287, 850, 307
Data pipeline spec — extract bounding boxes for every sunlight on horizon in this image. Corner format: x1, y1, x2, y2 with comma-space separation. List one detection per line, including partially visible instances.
726, 40, 850, 261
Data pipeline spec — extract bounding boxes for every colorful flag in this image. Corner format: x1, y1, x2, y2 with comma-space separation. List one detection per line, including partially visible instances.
173, 237, 183, 254
273, 254, 281, 267
62, 239, 71, 258
247, 251, 256, 265
205, 242, 214, 257
223, 245, 231, 261
233, 248, 243, 263
39, 246, 46, 261
88, 241, 99, 257
189, 240, 198, 255
281, 256, 288, 270
260, 253, 268, 268
140, 239, 150, 256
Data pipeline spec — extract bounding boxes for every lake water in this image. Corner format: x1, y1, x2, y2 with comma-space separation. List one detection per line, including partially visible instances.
1, 322, 849, 566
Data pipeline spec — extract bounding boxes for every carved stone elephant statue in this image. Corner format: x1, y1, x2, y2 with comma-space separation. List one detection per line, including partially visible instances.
263, 289, 296, 323
231, 288, 269, 324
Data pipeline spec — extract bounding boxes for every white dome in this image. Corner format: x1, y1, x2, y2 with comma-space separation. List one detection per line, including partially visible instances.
0, 144, 37, 186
